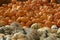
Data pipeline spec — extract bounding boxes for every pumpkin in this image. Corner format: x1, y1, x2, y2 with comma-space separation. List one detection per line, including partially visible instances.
0, 16, 3, 20
0, 20, 7, 26
11, 16, 16, 21
25, 21, 32, 27
31, 23, 42, 29
20, 22, 25, 26
16, 11, 23, 17
57, 19, 60, 27
45, 20, 53, 27
54, 12, 60, 19
47, 15, 53, 21
8, 19, 13, 25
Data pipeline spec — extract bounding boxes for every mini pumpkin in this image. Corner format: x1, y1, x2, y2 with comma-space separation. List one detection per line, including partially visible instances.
45, 20, 53, 27
25, 21, 32, 27
8, 19, 13, 25
0, 20, 7, 26
57, 19, 60, 27
54, 12, 60, 19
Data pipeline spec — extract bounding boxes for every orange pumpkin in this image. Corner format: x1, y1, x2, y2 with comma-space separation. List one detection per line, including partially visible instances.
17, 17, 29, 23
11, 16, 16, 21
20, 22, 25, 26
16, 17, 22, 22
8, 10, 16, 17
45, 20, 53, 27
0, 16, 3, 20
8, 19, 13, 25
16, 11, 23, 17
54, 12, 60, 19
57, 19, 60, 27
0, 20, 7, 26
25, 21, 32, 27
47, 15, 53, 21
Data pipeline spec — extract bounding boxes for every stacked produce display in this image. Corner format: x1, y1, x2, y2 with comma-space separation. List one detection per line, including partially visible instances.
0, 0, 59, 27
0, 0, 60, 40
0, 22, 60, 40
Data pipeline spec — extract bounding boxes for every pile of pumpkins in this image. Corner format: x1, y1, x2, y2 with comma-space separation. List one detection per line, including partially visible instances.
0, 0, 60, 28
0, 22, 60, 40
